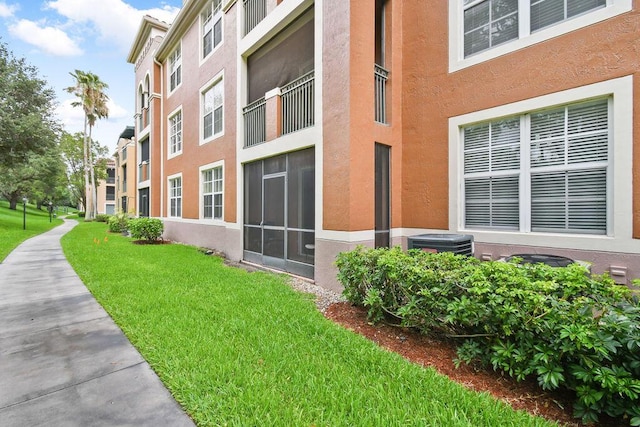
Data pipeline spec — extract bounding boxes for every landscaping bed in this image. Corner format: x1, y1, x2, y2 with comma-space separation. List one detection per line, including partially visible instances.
325, 301, 621, 427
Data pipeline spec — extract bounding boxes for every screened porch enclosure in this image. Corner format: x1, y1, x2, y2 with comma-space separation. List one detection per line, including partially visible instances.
243, 148, 315, 278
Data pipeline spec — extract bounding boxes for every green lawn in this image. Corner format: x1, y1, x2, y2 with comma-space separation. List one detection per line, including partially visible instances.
61, 222, 558, 427
0, 199, 63, 261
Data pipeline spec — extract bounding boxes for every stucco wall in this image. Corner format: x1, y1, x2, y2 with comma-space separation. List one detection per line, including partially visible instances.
162, 2, 238, 223
400, 2, 640, 233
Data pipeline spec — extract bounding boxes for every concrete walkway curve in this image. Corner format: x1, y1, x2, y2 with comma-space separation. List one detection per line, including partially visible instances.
0, 219, 195, 427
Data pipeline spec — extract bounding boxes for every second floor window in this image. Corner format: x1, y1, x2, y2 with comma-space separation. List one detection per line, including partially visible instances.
530, 0, 606, 31
169, 110, 182, 155
463, 0, 607, 57
169, 45, 182, 92
202, 79, 223, 140
202, 0, 223, 58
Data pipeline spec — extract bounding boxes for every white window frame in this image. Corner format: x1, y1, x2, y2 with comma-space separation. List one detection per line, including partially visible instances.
168, 43, 182, 94
168, 173, 183, 218
449, 76, 634, 252
199, 160, 224, 221
449, 0, 632, 72
200, 71, 224, 144
200, 0, 223, 63
168, 107, 183, 159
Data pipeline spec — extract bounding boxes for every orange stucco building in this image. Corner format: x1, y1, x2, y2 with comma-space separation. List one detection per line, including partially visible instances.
127, 0, 640, 289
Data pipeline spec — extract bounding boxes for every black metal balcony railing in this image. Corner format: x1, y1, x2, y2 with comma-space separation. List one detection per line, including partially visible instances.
374, 64, 389, 124
281, 71, 314, 135
139, 161, 149, 182
244, 0, 266, 35
243, 97, 266, 148
106, 177, 115, 184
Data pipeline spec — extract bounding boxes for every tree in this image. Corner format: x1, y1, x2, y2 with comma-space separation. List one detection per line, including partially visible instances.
0, 148, 64, 210
65, 70, 109, 220
0, 41, 59, 168
59, 131, 108, 209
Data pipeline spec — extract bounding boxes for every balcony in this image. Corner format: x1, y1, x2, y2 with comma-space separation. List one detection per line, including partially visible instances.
106, 177, 115, 184
243, 71, 314, 148
138, 107, 149, 131
243, 0, 266, 35
374, 64, 389, 124
281, 71, 314, 135
139, 161, 149, 182
243, 97, 266, 147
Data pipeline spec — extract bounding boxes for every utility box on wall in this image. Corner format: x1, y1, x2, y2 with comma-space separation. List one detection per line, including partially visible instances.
407, 234, 474, 257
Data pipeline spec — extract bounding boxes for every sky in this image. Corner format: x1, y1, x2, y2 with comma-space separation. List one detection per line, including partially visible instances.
0, 0, 183, 153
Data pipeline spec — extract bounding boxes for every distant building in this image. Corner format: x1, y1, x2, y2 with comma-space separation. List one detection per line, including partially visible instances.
91, 158, 116, 215
126, 0, 640, 288
115, 126, 137, 215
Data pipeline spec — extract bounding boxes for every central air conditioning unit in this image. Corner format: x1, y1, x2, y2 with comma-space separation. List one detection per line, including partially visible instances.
407, 233, 474, 257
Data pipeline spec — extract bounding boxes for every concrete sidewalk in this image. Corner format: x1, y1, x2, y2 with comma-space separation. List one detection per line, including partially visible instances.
0, 219, 195, 427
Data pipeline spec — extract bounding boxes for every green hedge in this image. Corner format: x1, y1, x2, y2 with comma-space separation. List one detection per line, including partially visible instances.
128, 217, 163, 241
336, 246, 640, 425
107, 213, 129, 233
94, 214, 110, 223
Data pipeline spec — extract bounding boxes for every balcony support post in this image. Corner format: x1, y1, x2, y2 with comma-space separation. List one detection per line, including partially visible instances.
265, 87, 282, 142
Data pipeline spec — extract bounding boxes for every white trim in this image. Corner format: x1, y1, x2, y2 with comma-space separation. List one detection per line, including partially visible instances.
167, 105, 183, 159
199, 160, 225, 222
167, 172, 183, 218
449, 0, 632, 72
199, 70, 225, 145
237, 125, 320, 164
449, 75, 637, 253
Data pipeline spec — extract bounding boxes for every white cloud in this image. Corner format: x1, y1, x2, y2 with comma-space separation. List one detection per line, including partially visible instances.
56, 97, 129, 127
8, 19, 83, 56
0, 2, 18, 18
106, 98, 128, 120
56, 98, 86, 131
56, 97, 131, 151
46, 0, 180, 53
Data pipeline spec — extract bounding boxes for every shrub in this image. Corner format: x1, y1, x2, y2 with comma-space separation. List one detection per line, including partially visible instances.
128, 217, 163, 241
95, 214, 110, 223
336, 246, 640, 425
77, 211, 85, 218
107, 213, 129, 233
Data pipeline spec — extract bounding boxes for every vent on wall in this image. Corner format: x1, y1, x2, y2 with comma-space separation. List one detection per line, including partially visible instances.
407, 234, 474, 257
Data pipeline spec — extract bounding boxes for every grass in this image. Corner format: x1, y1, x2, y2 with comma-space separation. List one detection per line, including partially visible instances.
0, 199, 64, 262
61, 222, 558, 427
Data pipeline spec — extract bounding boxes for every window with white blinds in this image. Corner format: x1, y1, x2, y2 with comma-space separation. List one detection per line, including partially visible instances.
463, 98, 609, 234
530, 0, 606, 32
464, 117, 521, 229
462, 0, 609, 57
463, 0, 519, 57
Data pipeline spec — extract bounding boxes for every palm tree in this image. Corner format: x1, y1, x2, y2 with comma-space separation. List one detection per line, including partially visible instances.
65, 70, 109, 220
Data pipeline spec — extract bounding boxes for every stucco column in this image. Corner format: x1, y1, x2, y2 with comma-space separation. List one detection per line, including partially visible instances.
265, 87, 282, 142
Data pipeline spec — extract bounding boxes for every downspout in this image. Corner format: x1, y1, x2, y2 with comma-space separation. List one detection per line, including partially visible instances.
154, 57, 165, 219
